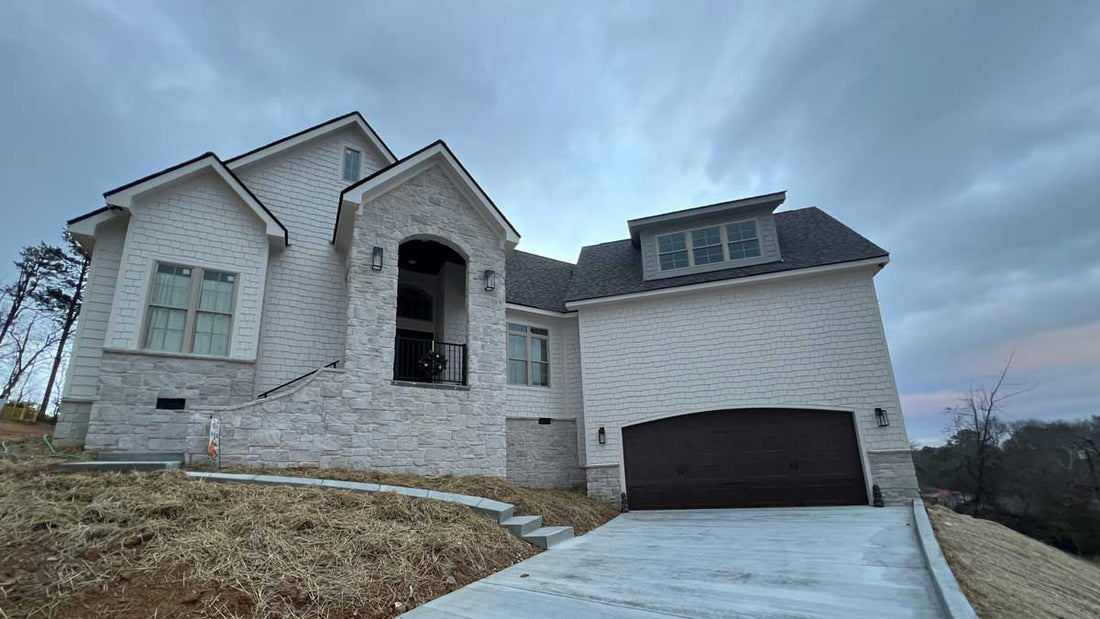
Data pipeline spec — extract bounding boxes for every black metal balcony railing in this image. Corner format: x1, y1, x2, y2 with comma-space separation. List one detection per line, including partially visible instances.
393, 337, 467, 385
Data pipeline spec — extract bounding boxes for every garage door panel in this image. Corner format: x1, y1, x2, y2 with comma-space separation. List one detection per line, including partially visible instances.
623, 408, 867, 510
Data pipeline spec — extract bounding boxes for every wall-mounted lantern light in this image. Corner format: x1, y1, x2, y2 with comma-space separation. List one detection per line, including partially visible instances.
371, 246, 384, 271
598, 426, 606, 445
484, 269, 497, 292
875, 407, 890, 427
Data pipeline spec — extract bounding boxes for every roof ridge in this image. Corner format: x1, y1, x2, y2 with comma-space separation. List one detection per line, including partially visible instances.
224, 111, 397, 165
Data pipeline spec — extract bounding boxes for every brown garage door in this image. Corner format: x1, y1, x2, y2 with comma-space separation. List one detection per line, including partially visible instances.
623, 408, 867, 510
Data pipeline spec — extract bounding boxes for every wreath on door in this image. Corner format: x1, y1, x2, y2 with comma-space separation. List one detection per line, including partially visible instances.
417, 350, 448, 377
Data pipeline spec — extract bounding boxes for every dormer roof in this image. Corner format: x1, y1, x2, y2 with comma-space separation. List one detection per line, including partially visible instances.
627, 191, 786, 245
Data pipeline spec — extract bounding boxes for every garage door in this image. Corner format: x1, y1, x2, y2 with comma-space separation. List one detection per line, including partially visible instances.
622, 408, 867, 510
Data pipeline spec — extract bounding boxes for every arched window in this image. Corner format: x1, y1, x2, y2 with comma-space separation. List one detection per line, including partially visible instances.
397, 284, 434, 322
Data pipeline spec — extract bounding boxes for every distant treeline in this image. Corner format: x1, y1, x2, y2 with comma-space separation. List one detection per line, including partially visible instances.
913, 416, 1100, 556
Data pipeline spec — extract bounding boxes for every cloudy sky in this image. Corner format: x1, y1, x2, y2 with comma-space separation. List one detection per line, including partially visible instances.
2, 0, 1098, 443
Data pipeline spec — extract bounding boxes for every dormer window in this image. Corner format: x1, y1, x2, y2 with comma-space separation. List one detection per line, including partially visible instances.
342, 148, 362, 182
691, 227, 724, 265
726, 220, 761, 259
657, 233, 689, 270
657, 219, 762, 271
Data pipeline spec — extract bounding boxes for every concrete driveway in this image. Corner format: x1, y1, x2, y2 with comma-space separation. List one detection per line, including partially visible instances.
405, 506, 946, 618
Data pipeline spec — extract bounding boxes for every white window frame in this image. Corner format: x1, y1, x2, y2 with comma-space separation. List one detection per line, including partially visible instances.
342, 147, 362, 182
657, 232, 689, 271
656, 218, 761, 271
507, 323, 550, 387
725, 219, 761, 260
141, 261, 239, 357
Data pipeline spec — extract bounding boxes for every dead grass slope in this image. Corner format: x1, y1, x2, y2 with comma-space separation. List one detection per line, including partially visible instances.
205, 464, 620, 535
928, 504, 1100, 619
0, 454, 536, 618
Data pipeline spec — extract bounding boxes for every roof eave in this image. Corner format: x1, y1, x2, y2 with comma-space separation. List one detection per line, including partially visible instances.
564, 255, 889, 309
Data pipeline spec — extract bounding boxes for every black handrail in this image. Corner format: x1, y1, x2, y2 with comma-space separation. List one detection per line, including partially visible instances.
257, 360, 339, 399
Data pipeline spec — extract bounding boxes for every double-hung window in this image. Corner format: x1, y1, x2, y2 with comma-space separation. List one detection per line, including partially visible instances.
342, 148, 362, 182
726, 220, 761, 259
691, 227, 724, 265
144, 262, 237, 356
507, 323, 550, 387
657, 233, 689, 271
657, 219, 762, 271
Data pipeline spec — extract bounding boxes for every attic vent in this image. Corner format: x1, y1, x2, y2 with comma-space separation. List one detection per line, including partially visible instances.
156, 398, 186, 410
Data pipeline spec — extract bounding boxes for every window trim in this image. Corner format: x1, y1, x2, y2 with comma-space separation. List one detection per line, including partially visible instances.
342, 147, 362, 182
506, 323, 551, 387
140, 261, 239, 357
725, 219, 762, 261
655, 218, 761, 272
656, 232, 689, 271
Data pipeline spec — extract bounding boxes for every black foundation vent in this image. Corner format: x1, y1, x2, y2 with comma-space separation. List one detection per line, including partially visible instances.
538, 417, 552, 425
156, 398, 186, 410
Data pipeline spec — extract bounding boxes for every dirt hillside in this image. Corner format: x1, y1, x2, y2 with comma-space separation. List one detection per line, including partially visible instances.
928, 504, 1100, 618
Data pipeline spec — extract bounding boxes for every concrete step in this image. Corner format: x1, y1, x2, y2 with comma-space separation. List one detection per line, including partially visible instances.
501, 515, 543, 538
96, 452, 185, 463
522, 525, 573, 550
58, 460, 181, 472
471, 499, 514, 523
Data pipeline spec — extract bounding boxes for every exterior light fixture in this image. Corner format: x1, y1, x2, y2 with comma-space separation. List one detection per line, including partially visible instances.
875, 407, 890, 427
483, 269, 497, 292
598, 426, 606, 445
371, 246, 384, 271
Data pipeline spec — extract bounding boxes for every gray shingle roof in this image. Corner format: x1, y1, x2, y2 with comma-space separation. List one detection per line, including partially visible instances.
505, 250, 576, 313
564, 207, 889, 303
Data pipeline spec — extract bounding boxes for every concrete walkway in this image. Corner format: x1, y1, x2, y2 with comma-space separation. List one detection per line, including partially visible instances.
405, 506, 947, 618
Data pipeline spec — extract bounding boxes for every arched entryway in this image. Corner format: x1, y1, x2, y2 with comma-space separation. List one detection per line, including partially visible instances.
622, 408, 867, 509
393, 239, 468, 384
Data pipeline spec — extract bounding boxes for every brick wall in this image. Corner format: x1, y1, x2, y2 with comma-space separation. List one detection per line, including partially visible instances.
576, 266, 917, 501
233, 126, 389, 392
102, 170, 270, 360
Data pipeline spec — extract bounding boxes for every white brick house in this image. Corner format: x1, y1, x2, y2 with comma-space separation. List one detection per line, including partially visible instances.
56, 113, 919, 507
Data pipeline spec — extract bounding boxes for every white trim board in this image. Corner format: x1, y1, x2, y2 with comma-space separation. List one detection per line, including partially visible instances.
505, 303, 576, 318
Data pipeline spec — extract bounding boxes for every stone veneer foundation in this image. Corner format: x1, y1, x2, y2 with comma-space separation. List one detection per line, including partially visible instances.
505, 418, 585, 488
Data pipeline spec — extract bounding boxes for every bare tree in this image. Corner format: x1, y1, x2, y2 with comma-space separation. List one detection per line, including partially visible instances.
944, 352, 1031, 507
35, 232, 90, 421
1, 311, 62, 401
0, 243, 67, 349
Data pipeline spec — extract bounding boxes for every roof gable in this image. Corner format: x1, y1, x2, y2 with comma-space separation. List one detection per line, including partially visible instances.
102, 152, 288, 247
225, 112, 396, 170
333, 140, 520, 249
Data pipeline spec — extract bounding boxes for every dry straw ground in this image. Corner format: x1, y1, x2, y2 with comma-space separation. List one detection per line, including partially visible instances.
928, 504, 1100, 619
0, 438, 617, 618
203, 464, 619, 535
